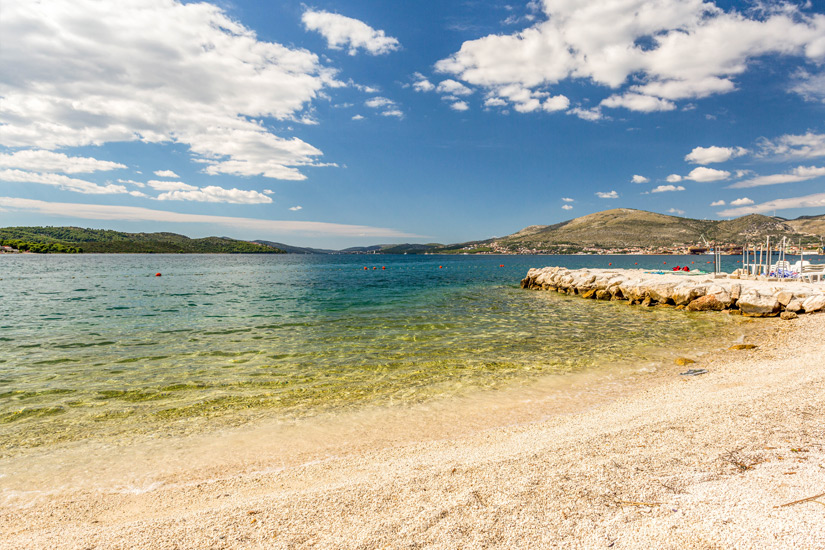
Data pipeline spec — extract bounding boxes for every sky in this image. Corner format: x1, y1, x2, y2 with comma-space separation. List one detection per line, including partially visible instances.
1, 0, 824, 248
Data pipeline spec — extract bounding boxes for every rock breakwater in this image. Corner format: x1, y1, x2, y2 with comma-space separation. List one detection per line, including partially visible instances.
521, 267, 825, 317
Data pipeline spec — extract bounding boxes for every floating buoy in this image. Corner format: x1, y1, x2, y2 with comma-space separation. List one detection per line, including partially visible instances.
663, 262, 667, 264
382, 266, 386, 270
608, 262, 612, 266
155, 273, 162, 277
634, 262, 638, 265
373, 267, 376, 270
439, 266, 443, 269
364, 267, 368, 270
691, 261, 695, 264
499, 264, 504, 267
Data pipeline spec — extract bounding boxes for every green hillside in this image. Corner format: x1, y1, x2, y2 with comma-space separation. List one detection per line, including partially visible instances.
0, 227, 285, 254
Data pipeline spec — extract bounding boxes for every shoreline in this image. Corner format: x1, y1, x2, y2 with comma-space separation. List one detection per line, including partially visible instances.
3, 313, 824, 547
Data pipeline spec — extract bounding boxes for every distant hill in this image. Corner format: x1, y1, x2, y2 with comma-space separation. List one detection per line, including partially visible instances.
448, 209, 823, 254
253, 240, 336, 255
340, 243, 444, 254
0, 227, 284, 254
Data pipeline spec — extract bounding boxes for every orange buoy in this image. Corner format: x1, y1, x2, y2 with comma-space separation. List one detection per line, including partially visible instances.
691, 261, 695, 264
634, 262, 638, 265
608, 262, 612, 266
663, 262, 667, 264
372, 267, 376, 270
499, 264, 504, 267
364, 267, 368, 270
439, 266, 443, 269
155, 273, 161, 277
382, 266, 386, 270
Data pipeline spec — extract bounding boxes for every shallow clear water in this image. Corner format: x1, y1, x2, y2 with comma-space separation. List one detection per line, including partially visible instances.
0, 253, 752, 458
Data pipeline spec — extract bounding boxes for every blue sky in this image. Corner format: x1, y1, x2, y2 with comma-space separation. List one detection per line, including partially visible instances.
1, 0, 824, 248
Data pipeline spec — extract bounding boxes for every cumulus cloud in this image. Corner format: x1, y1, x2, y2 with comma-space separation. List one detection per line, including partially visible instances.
651, 184, 686, 193
631, 175, 649, 184
710, 199, 726, 206
436, 79, 473, 96
365, 97, 394, 109
718, 192, 825, 217
147, 180, 198, 192
562, 204, 573, 210
352, 114, 365, 120
601, 93, 675, 112
302, 9, 400, 56
790, 69, 825, 103
567, 106, 604, 121
0, 150, 126, 174
0, 169, 127, 194
729, 165, 825, 188
686, 167, 730, 182
0, 0, 340, 180
412, 74, 435, 92
758, 132, 825, 159
0, 196, 421, 238
685, 146, 748, 164
154, 170, 180, 178
666, 174, 683, 183
434, 1, 825, 118
562, 197, 574, 202
157, 186, 272, 204
289, 206, 303, 211
596, 190, 619, 199
730, 197, 754, 206
668, 208, 685, 215
450, 101, 470, 111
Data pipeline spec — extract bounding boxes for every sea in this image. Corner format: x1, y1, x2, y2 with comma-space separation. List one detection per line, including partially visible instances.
1, 252, 810, 501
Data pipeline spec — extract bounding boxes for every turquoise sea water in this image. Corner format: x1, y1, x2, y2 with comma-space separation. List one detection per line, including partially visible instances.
0, 253, 758, 460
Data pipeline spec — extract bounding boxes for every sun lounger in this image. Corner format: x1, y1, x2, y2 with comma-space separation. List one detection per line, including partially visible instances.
800, 264, 825, 283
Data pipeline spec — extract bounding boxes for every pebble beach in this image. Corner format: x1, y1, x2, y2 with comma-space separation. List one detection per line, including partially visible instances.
3, 296, 824, 549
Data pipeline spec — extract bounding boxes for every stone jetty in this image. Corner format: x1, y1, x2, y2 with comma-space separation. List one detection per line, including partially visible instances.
521, 267, 825, 317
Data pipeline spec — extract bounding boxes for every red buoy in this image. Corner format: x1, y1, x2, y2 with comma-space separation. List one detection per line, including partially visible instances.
382, 266, 386, 270
499, 264, 504, 267
439, 266, 443, 269
608, 262, 612, 266
364, 267, 368, 270
155, 273, 161, 277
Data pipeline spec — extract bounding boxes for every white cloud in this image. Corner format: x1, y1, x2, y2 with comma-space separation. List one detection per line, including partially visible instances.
118, 179, 145, 188
666, 174, 683, 183
758, 132, 825, 159
352, 114, 365, 120
154, 170, 180, 178
668, 208, 685, 215
686, 167, 730, 182
381, 109, 404, 118
147, 180, 198, 192
0, 169, 127, 194
561, 197, 574, 202
0, 150, 126, 174
365, 97, 395, 108
790, 69, 825, 103
718, 192, 825, 217
1, 0, 340, 180
596, 190, 619, 199
710, 199, 726, 206
484, 97, 508, 108
567, 107, 604, 121
450, 101, 470, 111
434, 1, 825, 116
436, 79, 473, 96
0, 196, 421, 238
730, 197, 754, 206
562, 204, 573, 210
729, 165, 825, 188
289, 206, 303, 211
601, 93, 675, 112
302, 9, 400, 56
157, 186, 272, 204
631, 175, 649, 184
263, 189, 274, 195
651, 184, 685, 193
685, 146, 748, 164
